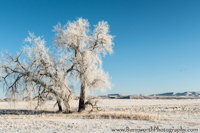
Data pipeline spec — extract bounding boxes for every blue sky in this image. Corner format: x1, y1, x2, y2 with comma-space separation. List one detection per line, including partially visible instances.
1, 0, 200, 98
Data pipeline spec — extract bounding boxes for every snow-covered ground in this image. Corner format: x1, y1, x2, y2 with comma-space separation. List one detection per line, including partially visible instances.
0, 99, 200, 133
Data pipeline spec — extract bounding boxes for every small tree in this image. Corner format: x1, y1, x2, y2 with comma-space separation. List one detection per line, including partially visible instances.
53, 18, 114, 112
0, 33, 73, 112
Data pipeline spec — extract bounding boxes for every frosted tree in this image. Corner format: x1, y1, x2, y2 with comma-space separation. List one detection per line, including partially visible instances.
0, 18, 114, 112
53, 18, 114, 112
0, 32, 73, 112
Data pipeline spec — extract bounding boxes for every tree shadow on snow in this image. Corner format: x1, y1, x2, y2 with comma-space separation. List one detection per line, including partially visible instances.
0, 109, 66, 115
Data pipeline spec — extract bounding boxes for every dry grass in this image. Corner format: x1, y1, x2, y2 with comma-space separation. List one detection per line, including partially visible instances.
65, 112, 164, 121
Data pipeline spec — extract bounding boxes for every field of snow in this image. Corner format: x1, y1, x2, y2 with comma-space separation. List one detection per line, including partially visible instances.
0, 99, 200, 133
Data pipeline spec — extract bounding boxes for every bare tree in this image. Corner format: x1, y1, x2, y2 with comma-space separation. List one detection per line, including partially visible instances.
0, 33, 73, 112
53, 18, 114, 112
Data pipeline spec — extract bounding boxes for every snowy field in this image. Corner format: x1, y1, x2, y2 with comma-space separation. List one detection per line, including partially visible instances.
0, 99, 200, 133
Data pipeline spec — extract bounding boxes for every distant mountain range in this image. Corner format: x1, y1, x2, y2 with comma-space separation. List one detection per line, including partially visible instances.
149, 91, 200, 97
107, 91, 200, 99
125, 91, 200, 99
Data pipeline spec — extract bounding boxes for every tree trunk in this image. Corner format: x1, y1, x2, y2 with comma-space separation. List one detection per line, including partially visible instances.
57, 100, 62, 112
78, 83, 86, 112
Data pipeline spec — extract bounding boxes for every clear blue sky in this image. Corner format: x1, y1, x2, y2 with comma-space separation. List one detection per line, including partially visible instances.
1, 0, 200, 98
